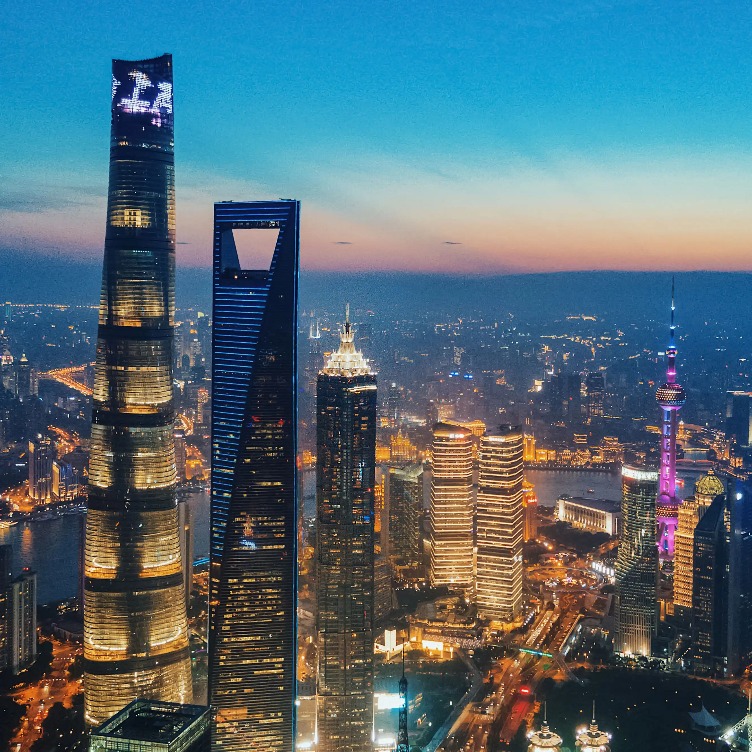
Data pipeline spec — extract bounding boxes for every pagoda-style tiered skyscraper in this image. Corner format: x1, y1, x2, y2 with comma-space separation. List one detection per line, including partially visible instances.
316, 307, 377, 752
84, 55, 192, 725
656, 281, 686, 560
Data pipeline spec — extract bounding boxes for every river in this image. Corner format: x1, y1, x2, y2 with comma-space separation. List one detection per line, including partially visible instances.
0, 463, 705, 604
0, 489, 210, 605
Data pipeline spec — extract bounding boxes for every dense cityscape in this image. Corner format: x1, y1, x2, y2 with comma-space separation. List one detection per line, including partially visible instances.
2, 6, 752, 752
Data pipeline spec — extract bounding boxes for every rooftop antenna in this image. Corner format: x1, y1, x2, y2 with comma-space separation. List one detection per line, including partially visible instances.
396, 645, 409, 752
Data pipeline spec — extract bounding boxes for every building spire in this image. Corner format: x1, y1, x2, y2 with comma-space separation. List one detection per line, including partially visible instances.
397, 645, 409, 752
321, 305, 372, 377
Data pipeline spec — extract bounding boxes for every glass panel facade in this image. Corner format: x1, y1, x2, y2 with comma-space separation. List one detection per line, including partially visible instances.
615, 466, 659, 657
84, 54, 192, 725
209, 201, 299, 752
316, 324, 376, 752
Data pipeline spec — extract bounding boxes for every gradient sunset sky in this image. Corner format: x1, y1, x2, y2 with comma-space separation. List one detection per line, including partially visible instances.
1, 1, 750, 273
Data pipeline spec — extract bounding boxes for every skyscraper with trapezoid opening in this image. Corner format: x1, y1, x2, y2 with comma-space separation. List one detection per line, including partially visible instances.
209, 200, 299, 752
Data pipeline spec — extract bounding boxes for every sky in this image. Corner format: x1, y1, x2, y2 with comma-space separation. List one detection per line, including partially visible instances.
1, 0, 751, 273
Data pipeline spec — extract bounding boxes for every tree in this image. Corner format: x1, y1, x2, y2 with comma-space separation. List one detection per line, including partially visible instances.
30, 697, 86, 752
0, 696, 26, 750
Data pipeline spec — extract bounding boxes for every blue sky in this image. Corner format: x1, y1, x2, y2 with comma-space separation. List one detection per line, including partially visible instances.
1, 0, 751, 272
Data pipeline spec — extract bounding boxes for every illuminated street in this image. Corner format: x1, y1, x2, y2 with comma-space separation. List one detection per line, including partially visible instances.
10, 639, 82, 752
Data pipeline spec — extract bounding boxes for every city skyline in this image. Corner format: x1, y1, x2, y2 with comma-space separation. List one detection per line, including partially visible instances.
2, 2, 752, 274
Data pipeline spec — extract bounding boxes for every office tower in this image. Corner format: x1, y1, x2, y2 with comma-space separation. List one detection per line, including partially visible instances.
16, 353, 36, 398
528, 716, 562, 752
476, 426, 524, 622
52, 459, 78, 501
28, 436, 53, 502
304, 317, 321, 394
655, 284, 686, 560
0, 545, 11, 672
429, 423, 474, 594
178, 499, 193, 609
692, 493, 727, 675
388, 463, 423, 564
673, 472, 723, 616
523, 482, 538, 542
585, 371, 605, 420
691, 490, 742, 676
89, 699, 211, 752
209, 200, 299, 752
549, 372, 581, 421
615, 465, 658, 657
174, 429, 187, 482
9, 569, 36, 674
316, 308, 377, 752
725, 391, 752, 447
84, 55, 192, 725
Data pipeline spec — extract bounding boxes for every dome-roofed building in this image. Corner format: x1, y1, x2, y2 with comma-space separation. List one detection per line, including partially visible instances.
575, 704, 611, 751
528, 709, 563, 752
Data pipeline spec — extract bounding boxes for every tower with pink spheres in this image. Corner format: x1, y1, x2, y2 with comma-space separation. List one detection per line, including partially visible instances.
655, 279, 686, 560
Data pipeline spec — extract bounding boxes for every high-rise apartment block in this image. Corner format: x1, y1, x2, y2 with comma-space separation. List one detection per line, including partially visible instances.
476, 426, 524, 622
83, 55, 192, 725
615, 465, 658, 657
9, 568, 37, 674
0, 545, 11, 672
316, 310, 376, 752
209, 200, 299, 752
429, 424, 474, 594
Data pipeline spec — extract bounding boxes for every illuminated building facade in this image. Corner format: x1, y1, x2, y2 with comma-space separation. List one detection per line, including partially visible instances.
209, 200, 299, 752
615, 465, 658, 656
28, 436, 53, 502
655, 285, 686, 560
84, 55, 192, 725
429, 423, 474, 594
527, 718, 562, 751
585, 371, 605, 420
0, 546, 11, 672
90, 699, 210, 752
673, 472, 722, 615
575, 711, 611, 751
9, 569, 36, 675
316, 309, 377, 752
476, 426, 524, 622
387, 463, 423, 564
523, 483, 538, 542
556, 496, 620, 536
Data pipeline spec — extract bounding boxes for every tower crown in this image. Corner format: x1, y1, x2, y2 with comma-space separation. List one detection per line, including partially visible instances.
321, 304, 373, 377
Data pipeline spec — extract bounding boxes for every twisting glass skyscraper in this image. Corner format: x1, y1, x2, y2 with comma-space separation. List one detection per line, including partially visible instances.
209, 201, 299, 752
316, 308, 377, 752
84, 55, 192, 725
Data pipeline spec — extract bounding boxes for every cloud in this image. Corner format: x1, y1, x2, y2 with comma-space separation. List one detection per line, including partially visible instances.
443, 241, 463, 245
333, 241, 352, 245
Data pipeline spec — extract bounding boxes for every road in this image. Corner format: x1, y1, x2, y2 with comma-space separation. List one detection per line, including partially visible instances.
10, 639, 82, 752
